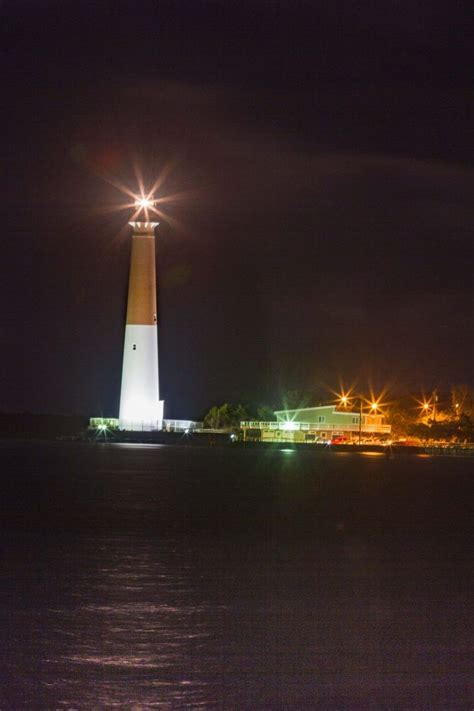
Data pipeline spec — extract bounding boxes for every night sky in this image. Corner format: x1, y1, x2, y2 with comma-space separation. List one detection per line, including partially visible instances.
1, 0, 472, 419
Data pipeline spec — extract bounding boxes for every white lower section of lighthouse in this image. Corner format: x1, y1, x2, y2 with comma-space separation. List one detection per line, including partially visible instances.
119, 324, 164, 431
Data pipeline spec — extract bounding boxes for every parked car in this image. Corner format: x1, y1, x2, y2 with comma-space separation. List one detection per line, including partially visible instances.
331, 435, 349, 445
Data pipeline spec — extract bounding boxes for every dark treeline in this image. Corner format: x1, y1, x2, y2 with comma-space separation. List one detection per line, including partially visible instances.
0, 413, 89, 439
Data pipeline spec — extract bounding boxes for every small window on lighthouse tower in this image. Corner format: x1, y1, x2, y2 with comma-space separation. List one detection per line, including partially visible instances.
132, 344, 136, 350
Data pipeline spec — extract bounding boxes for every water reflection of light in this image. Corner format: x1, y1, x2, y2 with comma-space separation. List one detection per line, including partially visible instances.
359, 451, 385, 457
52, 536, 213, 707
113, 442, 166, 450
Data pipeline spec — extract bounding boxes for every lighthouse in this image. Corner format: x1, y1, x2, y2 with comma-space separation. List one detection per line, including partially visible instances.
118, 198, 164, 430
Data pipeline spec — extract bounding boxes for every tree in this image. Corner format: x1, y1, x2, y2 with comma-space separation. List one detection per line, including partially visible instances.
450, 385, 474, 418
203, 403, 252, 430
406, 422, 431, 440
203, 406, 221, 429
280, 390, 312, 411
458, 414, 474, 441
256, 405, 275, 422
407, 416, 474, 443
386, 399, 417, 438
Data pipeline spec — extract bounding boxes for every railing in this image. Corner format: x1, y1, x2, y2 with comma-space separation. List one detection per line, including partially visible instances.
241, 421, 391, 434
164, 420, 203, 432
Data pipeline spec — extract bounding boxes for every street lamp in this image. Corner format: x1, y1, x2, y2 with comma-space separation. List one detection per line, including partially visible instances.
432, 389, 438, 422
359, 397, 382, 444
350, 396, 367, 445
337, 389, 383, 444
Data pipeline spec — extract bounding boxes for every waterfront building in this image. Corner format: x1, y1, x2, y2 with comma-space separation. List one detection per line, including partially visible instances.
90, 417, 202, 433
241, 405, 391, 443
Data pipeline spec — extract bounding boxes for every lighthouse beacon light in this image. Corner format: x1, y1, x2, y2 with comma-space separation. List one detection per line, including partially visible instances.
134, 196, 156, 209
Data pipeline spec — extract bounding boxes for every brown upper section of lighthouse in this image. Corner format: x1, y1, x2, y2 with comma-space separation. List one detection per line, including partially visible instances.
125, 231, 158, 325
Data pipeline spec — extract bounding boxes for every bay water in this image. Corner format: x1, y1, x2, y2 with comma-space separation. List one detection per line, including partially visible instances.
1, 441, 471, 708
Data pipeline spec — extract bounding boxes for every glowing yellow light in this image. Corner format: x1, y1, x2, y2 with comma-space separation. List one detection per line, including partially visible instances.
423, 402, 430, 410
370, 402, 378, 411
340, 395, 348, 405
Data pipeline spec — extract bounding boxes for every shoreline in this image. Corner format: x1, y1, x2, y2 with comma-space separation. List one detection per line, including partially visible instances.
1, 431, 473, 456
